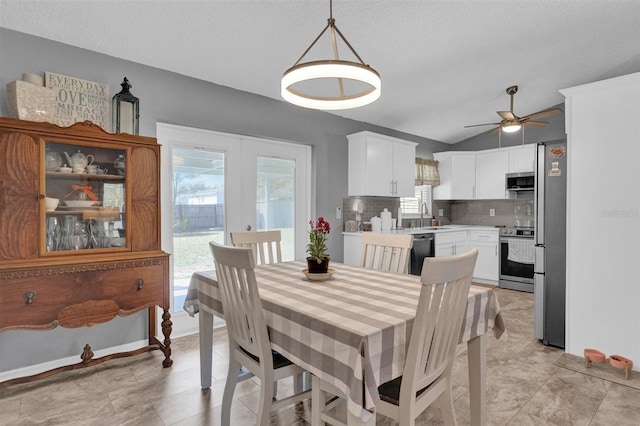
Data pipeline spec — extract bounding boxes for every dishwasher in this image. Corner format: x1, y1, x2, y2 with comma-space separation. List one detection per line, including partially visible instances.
409, 233, 435, 275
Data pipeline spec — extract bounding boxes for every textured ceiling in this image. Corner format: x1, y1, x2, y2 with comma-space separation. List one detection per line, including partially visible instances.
1, 0, 639, 143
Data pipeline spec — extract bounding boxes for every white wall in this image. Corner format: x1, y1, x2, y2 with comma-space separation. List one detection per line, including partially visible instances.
561, 73, 640, 368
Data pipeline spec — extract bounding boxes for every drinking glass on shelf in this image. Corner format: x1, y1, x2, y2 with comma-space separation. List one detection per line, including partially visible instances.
60, 215, 77, 250
46, 217, 61, 251
72, 221, 89, 250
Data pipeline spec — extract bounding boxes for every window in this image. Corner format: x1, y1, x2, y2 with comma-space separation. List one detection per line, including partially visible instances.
400, 185, 432, 216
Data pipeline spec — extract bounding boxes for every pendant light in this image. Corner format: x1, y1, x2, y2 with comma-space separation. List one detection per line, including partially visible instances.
281, 0, 381, 110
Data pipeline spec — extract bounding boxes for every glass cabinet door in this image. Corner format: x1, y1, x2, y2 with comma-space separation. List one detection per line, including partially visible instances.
44, 141, 126, 253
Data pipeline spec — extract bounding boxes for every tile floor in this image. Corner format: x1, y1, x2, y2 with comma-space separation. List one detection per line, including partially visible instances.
1, 288, 640, 425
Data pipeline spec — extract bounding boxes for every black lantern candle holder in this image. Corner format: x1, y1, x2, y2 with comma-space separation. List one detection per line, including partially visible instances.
111, 77, 139, 134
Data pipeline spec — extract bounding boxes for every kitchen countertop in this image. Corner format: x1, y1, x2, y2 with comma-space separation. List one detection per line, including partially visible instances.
342, 225, 500, 236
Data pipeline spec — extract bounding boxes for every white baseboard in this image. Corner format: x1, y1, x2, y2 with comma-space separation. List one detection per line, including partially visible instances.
0, 339, 149, 382
472, 278, 498, 286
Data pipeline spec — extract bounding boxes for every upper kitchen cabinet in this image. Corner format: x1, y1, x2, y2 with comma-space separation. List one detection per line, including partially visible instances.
433, 152, 476, 200
508, 144, 535, 173
347, 131, 417, 197
475, 149, 509, 199
435, 145, 535, 201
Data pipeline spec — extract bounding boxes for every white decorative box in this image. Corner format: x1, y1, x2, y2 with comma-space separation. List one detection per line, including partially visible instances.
6, 74, 57, 122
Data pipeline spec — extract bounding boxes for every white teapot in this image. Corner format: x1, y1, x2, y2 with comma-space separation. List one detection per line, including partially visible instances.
63, 149, 94, 169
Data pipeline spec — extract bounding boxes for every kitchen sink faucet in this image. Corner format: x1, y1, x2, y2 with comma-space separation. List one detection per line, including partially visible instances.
420, 202, 429, 228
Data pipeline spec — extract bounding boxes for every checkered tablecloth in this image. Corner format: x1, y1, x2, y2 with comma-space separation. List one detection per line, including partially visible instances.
185, 260, 504, 420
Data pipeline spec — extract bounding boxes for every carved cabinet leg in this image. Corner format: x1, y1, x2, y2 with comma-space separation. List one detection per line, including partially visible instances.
161, 308, 173, 367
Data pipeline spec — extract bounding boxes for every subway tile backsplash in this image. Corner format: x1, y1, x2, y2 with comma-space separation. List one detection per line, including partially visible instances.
439, 198, 534, 227
342, 197, 400, 229
343, 196, 534, 230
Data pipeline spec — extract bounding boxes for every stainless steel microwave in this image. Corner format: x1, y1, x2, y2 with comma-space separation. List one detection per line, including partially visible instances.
506, 172, 534, 191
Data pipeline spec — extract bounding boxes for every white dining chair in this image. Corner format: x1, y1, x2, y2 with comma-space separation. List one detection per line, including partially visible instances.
230, 230, 282, 265
360, 232, 414, 274
312, 248, 478, 426
210, 241, 311, 426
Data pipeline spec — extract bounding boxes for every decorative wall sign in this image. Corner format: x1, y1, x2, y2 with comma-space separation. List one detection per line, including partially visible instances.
45, 72, 109, 129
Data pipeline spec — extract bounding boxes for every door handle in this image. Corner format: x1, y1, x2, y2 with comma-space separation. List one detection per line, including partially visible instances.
246, 225, 252, 231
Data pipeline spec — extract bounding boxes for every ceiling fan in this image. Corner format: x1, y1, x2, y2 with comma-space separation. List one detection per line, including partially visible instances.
465, 85, 562, 134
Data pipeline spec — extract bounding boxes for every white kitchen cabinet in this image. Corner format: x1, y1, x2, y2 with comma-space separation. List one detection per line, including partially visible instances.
392, 140, 417, 196
508, 144, 536, 173
435, 146, 536, 200
433, 152, 476, 200
343, 233, 363, 266
468, 229, 499, 282
435, 231, 469, 257
475, 150, 509, 199
347, 132, 417, 197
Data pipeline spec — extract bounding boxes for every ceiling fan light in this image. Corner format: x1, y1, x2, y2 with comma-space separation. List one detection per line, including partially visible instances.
281, 61, 381, 110
502, 123, 522, 133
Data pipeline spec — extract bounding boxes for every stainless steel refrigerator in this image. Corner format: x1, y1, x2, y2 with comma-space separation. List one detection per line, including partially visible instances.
534, 140, 567, 348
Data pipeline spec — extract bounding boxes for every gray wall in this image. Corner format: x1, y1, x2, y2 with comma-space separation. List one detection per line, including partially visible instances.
0, 28, 448, 371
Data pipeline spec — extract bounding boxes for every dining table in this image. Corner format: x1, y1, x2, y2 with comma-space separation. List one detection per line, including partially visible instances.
184, 260, 505, 426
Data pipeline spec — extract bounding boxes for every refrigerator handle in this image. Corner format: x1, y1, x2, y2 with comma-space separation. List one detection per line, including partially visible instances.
535, 143, 545, 246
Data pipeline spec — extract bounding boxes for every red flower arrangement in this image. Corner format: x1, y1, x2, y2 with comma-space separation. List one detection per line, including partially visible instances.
307, 216, 331, 264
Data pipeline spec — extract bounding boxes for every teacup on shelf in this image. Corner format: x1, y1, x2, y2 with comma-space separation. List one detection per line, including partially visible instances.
58, 165, 72, 173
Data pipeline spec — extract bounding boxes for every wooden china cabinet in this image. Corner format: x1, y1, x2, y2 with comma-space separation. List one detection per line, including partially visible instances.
0, 117, 172, 386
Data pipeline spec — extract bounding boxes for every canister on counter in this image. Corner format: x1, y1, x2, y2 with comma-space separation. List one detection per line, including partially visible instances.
371, 216, 382, 232
381, 208, 392, 231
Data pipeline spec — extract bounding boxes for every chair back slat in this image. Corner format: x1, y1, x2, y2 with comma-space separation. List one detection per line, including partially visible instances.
209, 242, 273, 371
230, 230, 283, 265
401, 249, 478, 398
359, 233, 413, 274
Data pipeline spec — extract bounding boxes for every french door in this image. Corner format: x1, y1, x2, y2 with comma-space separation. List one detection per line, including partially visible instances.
157, 123, 311, 335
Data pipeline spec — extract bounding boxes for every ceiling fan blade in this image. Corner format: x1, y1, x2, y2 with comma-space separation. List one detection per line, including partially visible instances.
464, 123, 501, 128
523, 108, 563, 121
522, 121, 548, 128
497, 111, 516, 120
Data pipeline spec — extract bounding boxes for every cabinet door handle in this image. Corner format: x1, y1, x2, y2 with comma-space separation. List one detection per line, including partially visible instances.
135, 279, 144, 291
390, 181, 394, 195
394, 180, 398, 195
24, 291, 36, 304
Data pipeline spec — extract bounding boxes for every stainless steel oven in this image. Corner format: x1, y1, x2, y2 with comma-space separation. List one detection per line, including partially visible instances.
499, 227, 535, 292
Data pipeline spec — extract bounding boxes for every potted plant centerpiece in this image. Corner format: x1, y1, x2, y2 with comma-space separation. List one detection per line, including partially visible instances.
307, 216, 331, 273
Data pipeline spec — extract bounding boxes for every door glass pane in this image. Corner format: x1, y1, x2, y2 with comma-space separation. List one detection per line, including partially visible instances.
172, 147, 224, 312
44, 141, 126, 253
256, 157, 295, 261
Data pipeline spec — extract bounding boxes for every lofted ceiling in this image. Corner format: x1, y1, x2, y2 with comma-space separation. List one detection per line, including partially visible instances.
1, 0, 639, 144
